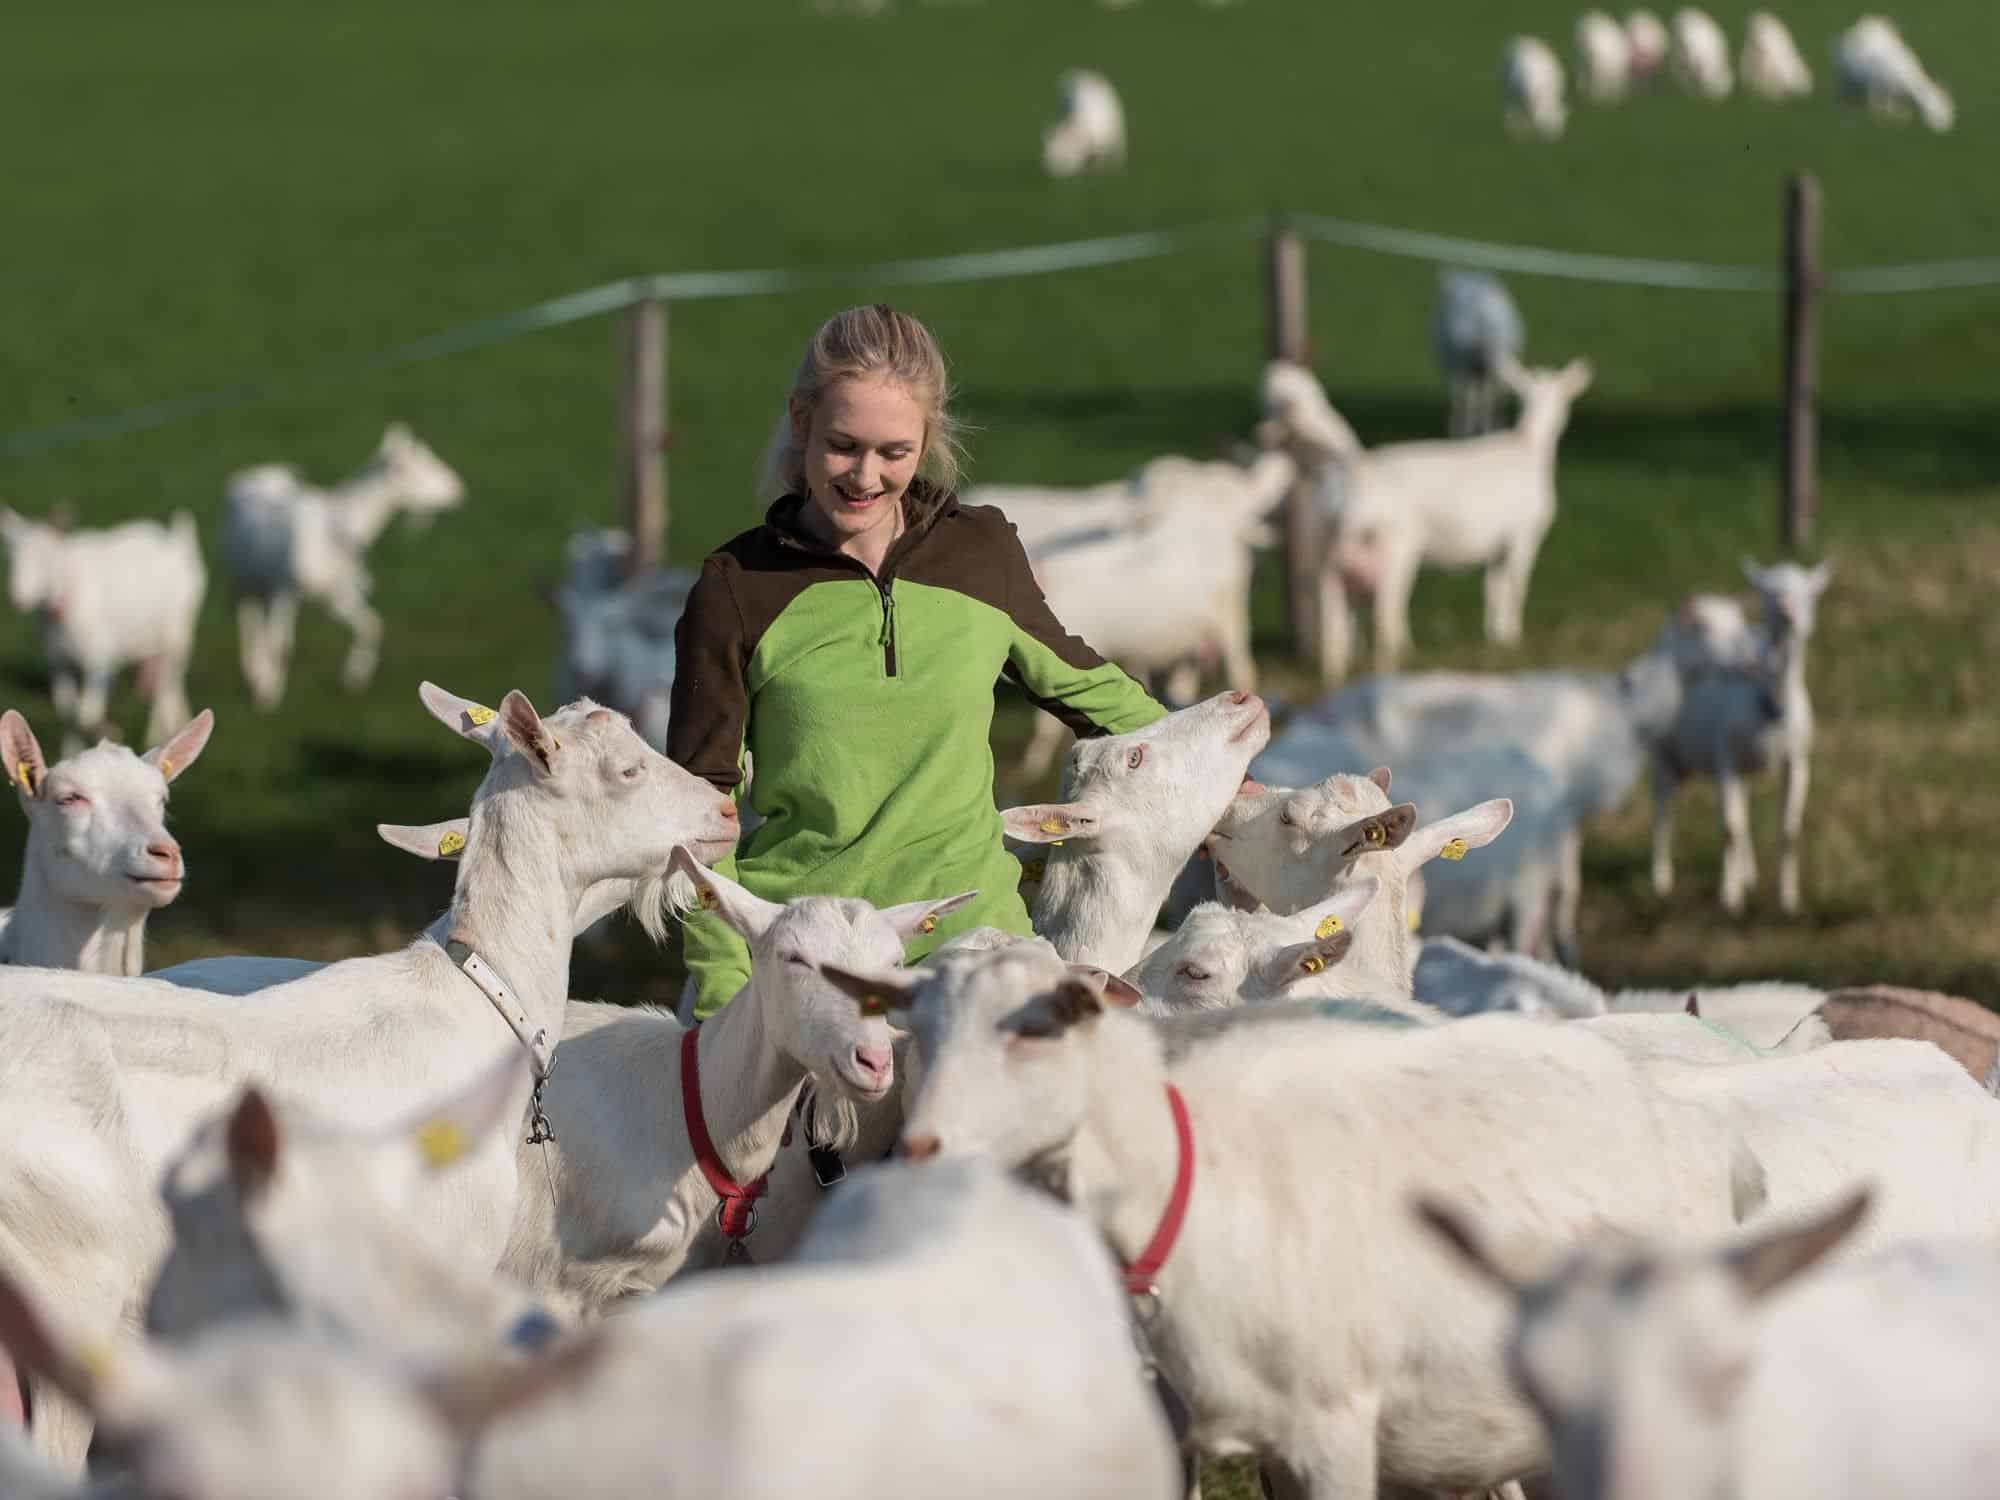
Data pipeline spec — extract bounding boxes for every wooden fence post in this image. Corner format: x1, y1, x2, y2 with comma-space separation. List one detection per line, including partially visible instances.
1266, 222, 1322, 668
1781, 173, 1820, 553
622, 296, 668, 574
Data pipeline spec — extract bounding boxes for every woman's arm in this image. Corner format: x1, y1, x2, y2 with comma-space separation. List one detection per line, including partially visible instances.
995, 520, 1166, 737
667, 559, 754, 1017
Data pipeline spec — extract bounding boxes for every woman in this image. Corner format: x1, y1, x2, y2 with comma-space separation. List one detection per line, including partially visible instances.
667, 304, 1163, 1018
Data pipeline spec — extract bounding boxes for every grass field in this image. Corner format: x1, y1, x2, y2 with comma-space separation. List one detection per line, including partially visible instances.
0, 0, 1995, 1010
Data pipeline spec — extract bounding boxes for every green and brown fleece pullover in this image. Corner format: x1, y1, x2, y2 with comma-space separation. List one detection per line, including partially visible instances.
666, 483, 1165, 1018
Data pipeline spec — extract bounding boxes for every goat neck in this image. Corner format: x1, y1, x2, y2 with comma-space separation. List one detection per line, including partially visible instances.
686, 972, 808, 1198
1064, 1017, 1188, 1275
1033, 844, 1169, 974
439, 790, 580, 1048
328, 458, 409, 551
4, 860, 147, 975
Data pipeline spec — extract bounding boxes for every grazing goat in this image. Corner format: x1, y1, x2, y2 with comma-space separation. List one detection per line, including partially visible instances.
1432, 271, 1526, 437
0, 508, 204, 752
1650, 559, 1830, 913
1502, 37, 1568, 139
1670, 7, 1734, 97
1042, 69, 1125, 176
1835, 16, 1953, 131
1740, 10, 1812, 99
223, 425, 464, 708
1425, 1187, 2000, 1500
1575, 10, 1633, 100
0, 685, 734, 1469
0, 708, 212, 974
1625, 9, 1670, 82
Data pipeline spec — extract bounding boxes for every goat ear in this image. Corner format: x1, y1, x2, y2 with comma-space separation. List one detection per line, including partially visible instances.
0, 710, 48, 799
1411, 1195, 1526, 1296
1726, 1187, 1870, 1301
1684, 994, 1701, 1018
999, 803, 1102, 845
1064, 964, 1143, 1008
1398, 799, 1513, 873
1001, 977, 1109, 1040
817, 962, 922, 1020
1269, 929, 1354, 988
1335, 802, 1418, 857
1563, 357, 1594, 394
1806, 559, 1834, 592
402, 1049, 532, 1172
1739, 556, 1770, 591
880, 889, 980, 943
423, 1327, 607, 1439
667, 845, 782, 941
1368, 766, 1392, 793
142, 708, 213, 785
225, 1086, 283, 1200
499, 690, 559, 776
378, 818, 469, 861
417, 681, 505, 756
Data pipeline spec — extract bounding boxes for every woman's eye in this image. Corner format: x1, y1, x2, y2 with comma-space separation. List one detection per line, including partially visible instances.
1125, 747, 1145, 770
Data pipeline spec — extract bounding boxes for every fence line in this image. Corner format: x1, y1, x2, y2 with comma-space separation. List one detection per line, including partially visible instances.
5, 211, 1999, 461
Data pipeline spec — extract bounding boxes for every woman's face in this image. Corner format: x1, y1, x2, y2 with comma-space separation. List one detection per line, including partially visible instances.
795, 375, 928, 547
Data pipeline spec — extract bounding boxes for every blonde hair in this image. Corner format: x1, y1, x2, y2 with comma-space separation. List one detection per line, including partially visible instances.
760, 304, 969, 501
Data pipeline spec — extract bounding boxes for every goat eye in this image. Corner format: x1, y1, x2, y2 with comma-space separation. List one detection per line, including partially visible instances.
783, 953, 808, 967
1125, 747, 1145, 770
56, 791, 86, 808
1174, 963, 1208, 983
618, 764, 643, 781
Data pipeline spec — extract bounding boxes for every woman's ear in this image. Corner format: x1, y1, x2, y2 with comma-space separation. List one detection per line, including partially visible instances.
789, 395, 812, 448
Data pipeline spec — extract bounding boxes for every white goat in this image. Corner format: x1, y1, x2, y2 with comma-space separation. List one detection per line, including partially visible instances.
1042, 69, 1126, 176
1432, 271, 1526, 437
0, 508, 204, 752
0, 1261, 587, 1500
223, 425, 465, 708
1502, 37, 1568, 139
866, 950, 1763, 1496
0, 709, 212, 975
1425, 1187, 2000, 1500
1740, 10, 1811, 99
1604, 979, 1826, 1048
1625, 9, 1670, 82
1004, 690, 1270, 974
1651, 559, 1830, 913
469, 1158, 1181, 1500
1205, 768, 1516, 988
0, 684, 735, 1469
1016, 454, 1291, 777
1124, 877, 1393, 1013
1266, 357, 1593, 676
1670, 7, 1734, 96
1575, 10, 1633, 100
1412, 935, 1609, 1019
1835, 16, 1953, 131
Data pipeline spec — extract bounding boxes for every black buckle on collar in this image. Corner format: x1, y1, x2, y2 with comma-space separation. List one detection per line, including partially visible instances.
795, 1085, 848, 1189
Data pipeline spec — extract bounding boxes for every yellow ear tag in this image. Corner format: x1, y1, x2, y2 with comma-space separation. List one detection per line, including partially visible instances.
1021, 858, 1047, 884
1301, 955, 1326, 974
919, 915, 937, 935
157, 756, 175, 779
1038, 818, 1066, 835
698, 887, 719, 911
1364, 822, 1387, 847
76, 1341, 119, 1389
464, 704, 496, 727
1439, 838, 1468, 861
414, 1119, 470, 1168
12, 761, 32, 793
437, 830, 466, 858
1315, 914, 1343, 939
1407, 908, 1421, 932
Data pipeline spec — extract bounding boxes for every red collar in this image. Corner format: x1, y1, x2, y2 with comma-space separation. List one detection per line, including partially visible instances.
680, 1026, 767, 1242
1122, 1084, 1195, 1296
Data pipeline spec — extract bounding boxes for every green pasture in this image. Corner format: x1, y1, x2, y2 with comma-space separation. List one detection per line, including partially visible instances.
0, 0, 1994, 1009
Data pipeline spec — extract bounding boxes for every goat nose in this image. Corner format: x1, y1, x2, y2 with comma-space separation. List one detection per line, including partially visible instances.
717, 802, 738, 821
899, 1134, 940, 1161
146, 838, 180, 866
853, 1043, 893, 1083
1226, 690, 1252, 706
